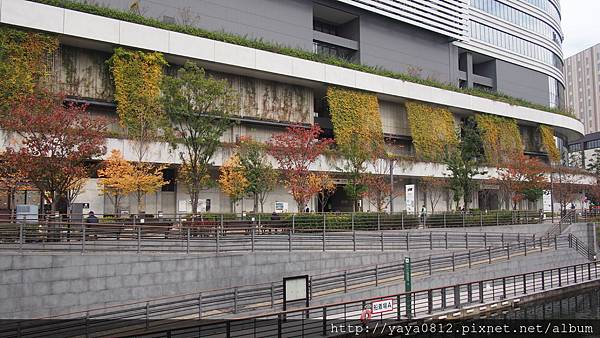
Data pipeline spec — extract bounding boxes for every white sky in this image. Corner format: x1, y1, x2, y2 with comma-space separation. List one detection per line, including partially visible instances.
561, 0, 600, 57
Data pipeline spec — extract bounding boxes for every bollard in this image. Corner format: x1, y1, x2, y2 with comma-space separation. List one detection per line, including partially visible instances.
322, 213, 326, 252
445, 232, 448, 250
19, 222, 23, 252
216, 225, 220, 253
344, 270, 348, 293
468, 250, 471, 268
480, 211, 483, 228
429, 232, 433, 250
251, 227, 255, 252
137, 225, 141, 254
401, 212, 404, 230
186, 227, 190, 254
428, 256, 432, 275
82, 224, 86, 254
233, 287, 238, 313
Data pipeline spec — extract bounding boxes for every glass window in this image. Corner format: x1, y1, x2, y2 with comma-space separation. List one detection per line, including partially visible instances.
470, 21, 563, 69
471, 0, 561, 45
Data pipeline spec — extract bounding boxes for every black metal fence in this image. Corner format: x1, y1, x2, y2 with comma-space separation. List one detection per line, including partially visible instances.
0, 219, 548, 254
2, 261, 597, 338
0, 209, 548, 254
4, 233, 590, 324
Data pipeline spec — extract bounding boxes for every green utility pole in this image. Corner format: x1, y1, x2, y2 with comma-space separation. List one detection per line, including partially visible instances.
404, 257, 412, 318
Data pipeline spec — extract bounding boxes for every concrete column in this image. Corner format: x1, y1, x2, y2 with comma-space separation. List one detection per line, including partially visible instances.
466, 52, 474, 88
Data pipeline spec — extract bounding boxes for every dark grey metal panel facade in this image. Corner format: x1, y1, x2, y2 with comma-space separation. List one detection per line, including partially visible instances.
69, 0, 557, 105
358, 14, 454, 83
76, 0, 314, 50
495, 60, 550, 107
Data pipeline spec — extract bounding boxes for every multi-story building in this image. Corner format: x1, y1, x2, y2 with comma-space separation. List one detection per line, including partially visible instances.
569, 132, 600, 168
0, 0, 582, 215
564, 43, 600, 134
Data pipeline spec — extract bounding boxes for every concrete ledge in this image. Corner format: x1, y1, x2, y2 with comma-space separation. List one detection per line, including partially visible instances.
0, 0, 584, 138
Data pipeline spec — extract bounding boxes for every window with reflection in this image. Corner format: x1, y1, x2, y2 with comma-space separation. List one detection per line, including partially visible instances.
470, 21, 562, 69
471, 0, 561, 45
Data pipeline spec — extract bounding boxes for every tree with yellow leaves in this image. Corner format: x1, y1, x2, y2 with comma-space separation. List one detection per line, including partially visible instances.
0, 152, 30, 221
97, 150, 135, 215
307, 172, 336, 212
98, 149, 166, 214
130, 163, 166, 213
219, 155, 249, 212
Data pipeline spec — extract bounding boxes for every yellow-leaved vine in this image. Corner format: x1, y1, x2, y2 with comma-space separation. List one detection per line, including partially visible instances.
405, 101, 458, 161
474, 113, 523, 166
108, 48, 170, 162
540, 125, 560, 163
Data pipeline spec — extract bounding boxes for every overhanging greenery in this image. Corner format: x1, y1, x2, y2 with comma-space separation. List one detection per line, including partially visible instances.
406, 101, 459, 161
30, 0, 575, 119
475, 114, 523, 166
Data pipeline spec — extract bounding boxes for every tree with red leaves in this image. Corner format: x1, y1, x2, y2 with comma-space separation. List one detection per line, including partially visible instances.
267, 124, 332, 212
1, 92, 106, 213
495, 153, 547, 210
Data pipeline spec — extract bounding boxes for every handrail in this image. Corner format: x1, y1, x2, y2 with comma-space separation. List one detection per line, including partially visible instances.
28, 233, 573, 321
3, 261, 597, 338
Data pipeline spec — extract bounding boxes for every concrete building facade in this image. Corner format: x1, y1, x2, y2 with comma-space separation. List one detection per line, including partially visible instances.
0, 0, 583, 215
564, 43, 600, 134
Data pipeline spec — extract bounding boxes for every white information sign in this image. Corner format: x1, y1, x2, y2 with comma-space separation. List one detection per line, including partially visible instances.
372, 299, 394, 314
284, 276, 307, 302
543, 190, 552, 212
405, 184, 415, 214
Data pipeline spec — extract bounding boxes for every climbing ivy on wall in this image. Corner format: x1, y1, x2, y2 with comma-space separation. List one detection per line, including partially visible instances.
405, 101, 458, 161
0, 26, 58, 112
326, 86, 384, 157
474, 114, 523, 166
108, 48, 169, 143
540, 125, 560, 162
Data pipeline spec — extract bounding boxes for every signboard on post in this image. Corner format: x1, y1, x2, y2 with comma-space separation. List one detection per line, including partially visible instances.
405, 185, 415, 214
283, 275, 309, 311
543, 190, 552, 212
404, 257, 412, 318
371, 299, 394, 314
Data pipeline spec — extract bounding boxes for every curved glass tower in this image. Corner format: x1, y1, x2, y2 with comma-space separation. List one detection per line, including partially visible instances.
461, 0, 563, 107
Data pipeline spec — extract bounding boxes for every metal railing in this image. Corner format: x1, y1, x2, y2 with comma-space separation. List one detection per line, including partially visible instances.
11, 233, 585, 324
0, 219, 548, 254
3, 261, 598, 338
2, 210, 545, 230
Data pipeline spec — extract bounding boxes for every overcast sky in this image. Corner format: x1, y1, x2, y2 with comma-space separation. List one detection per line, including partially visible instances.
561, 0, 600, 58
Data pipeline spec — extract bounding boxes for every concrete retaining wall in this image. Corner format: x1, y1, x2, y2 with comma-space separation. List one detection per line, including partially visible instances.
1, 250, 452, 319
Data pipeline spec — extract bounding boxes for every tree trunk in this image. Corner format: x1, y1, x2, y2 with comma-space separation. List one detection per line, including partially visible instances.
190, 191, 199, 215
114, 193, 121, 216
253, 193, 258, 213
136, 189, 146, 214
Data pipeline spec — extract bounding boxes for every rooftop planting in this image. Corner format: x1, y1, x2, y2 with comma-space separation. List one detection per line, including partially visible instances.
30, 0, 576, 119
